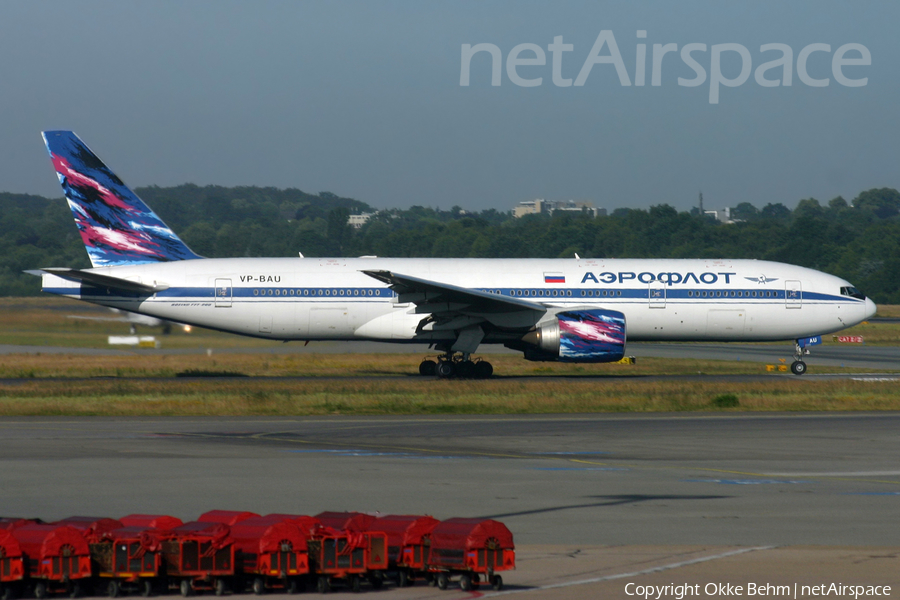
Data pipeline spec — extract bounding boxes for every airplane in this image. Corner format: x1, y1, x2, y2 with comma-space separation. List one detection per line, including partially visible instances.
29, 131, 876, 378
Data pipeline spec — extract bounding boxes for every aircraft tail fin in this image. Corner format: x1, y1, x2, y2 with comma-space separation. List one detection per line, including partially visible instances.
42, 130, 202, 267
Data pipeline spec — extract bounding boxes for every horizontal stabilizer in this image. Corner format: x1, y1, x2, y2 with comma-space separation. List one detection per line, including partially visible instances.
29, 268, 169, 294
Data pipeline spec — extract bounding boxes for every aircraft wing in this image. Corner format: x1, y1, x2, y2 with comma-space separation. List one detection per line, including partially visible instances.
362, 270, 545, 334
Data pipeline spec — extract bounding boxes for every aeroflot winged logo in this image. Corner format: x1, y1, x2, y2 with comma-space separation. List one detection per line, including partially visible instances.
745, 275, 779, 284
42, 130, 201, 268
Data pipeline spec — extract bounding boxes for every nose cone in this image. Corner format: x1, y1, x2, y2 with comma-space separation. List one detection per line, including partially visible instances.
865, 297, 877, 320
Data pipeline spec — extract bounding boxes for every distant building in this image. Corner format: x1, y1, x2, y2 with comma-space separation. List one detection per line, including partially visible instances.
513, 198, 605, 218
513, 199, 545, 218
703, 207, 739, 224
347, 213, 374, 228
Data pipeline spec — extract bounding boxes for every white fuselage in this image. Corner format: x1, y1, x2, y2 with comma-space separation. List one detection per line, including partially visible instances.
41, 257, 876, 345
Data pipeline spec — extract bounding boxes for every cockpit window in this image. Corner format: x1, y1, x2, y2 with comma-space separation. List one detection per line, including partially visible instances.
840, 286, 866, 300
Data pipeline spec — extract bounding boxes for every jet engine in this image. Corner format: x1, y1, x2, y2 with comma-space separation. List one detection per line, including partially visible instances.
518, 309, 626, 362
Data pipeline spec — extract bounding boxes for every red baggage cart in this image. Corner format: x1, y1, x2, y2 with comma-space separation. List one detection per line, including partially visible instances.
227, 516, 309, 594
10, 524, 93, 598
196, 512, 259, 527
313, 512, 376, 533
312, 512, 390, 590
265, 514, 387, 593
117, 515, 183, 530
88, 527, 166, 598
0, 529, 25, 600
0, 520, 36, 532
158, 522, 235, 597
428, 518, 515, 592
52, 518, 123, 545
369, 515, 439, 587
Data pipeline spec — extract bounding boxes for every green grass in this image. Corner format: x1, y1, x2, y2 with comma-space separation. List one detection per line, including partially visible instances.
0, 297, 898, 416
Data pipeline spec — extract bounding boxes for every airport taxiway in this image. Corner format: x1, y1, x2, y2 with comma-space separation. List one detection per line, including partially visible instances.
1, 414, 899, 594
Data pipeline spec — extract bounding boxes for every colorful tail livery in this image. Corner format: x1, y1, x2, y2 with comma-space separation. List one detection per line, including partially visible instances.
42, 131, 201, 267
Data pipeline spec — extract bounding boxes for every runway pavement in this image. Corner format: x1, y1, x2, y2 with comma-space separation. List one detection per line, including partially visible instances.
3, 413, 899, 544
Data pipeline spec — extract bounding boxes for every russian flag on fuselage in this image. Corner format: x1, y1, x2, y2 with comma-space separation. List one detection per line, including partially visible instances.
544, 273, 566, 284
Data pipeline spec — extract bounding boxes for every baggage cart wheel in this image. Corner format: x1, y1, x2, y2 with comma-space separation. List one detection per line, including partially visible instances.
286, 579, 301, 595
491, 575, 503, 591
436, 573, 449, 590
34, 582, 48, 600
140, 581, 153, 598
214, 579, 227, 597
398, 570, 409, 588
252, 578, 265, 596
68, 583, 82, 599
367, 573, 383, 590
107, 581, 120, 598
426, 573, 436, 587
179, 580, 193, 597
0, 584, 14, 600
349, 575, 361, 594
459, 574, 473, 592
316, 577, 330, 594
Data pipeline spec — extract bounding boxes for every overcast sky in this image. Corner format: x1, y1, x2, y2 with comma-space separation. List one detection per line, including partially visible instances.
0, 1, 896, 213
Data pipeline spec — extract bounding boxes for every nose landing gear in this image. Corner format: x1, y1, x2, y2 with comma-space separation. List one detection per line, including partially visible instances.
790, 336, 822, 375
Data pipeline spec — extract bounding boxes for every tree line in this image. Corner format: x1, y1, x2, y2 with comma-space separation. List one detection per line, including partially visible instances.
2, 184, 900, 304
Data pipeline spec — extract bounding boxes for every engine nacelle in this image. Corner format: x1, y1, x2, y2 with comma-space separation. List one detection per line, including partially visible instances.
519, 309, 626, 362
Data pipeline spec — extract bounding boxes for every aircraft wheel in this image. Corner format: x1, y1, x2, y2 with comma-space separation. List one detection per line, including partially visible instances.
474, 361, 493, 379
436, 360, 454, 378
457, 360, 476, 379
419, 359, 437, 376
790, 360, 807, 375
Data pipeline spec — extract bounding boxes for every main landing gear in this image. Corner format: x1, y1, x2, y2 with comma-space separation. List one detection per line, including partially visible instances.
419, 352, 493, 379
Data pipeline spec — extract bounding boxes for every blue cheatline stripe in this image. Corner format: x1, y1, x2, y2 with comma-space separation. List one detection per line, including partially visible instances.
42, 284, 862, 306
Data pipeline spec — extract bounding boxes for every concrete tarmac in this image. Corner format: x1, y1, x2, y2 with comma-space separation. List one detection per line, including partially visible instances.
1, 414, 898, 596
